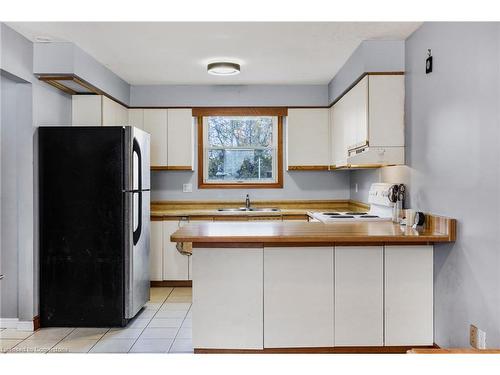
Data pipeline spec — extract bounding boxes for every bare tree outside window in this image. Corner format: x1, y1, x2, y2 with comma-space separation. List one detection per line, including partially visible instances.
204, 116, 277, 183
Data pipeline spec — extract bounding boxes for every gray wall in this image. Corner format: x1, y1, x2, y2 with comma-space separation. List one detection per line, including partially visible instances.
1, 74, 20, 318
328, 40, 405, 103
0, 23, 72, 322
152, 123, 350, 201
34, 42, 130, 105
140, 84, 346, 201
350, 22, 500, 347
131, 84, 329, 107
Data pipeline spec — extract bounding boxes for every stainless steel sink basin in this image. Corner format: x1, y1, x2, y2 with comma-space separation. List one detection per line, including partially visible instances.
217, 207, 280, 212
250, 208, 280, 212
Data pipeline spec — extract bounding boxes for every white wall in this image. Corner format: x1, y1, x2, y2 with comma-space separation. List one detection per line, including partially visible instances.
350, 22, 500, 347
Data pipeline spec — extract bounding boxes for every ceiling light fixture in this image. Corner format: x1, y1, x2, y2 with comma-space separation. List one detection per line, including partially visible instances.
207, 62, 240, 76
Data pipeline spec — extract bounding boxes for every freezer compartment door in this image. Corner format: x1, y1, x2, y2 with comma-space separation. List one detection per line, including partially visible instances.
124, 190, 151, 319
124, 126, 151, 191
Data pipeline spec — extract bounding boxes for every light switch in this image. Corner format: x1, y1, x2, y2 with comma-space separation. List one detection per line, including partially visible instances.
183, 183, 193, 193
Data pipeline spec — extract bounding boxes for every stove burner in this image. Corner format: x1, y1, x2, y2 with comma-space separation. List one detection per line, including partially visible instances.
345, 212, 367, 215
359, 215, 379, 218
322, 212, 341, 215
328, 215, 355, 219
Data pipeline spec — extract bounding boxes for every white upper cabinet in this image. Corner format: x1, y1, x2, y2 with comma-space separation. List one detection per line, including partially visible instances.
72, 95, 128, 126
72, 96, 102, 126
134, 108, 194, 169
330, 74, 405, 168
143, 109, 168, 167
368, 75, 405, 147
331, 98, 347, 167
343, 76, 369, 150
167, 109, 194, 169
102, 96, 128, 126
286, 108, 330, 169
128, 108, 144, 130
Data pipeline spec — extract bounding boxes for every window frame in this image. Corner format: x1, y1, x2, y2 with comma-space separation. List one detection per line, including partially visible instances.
196, 108, 284, 189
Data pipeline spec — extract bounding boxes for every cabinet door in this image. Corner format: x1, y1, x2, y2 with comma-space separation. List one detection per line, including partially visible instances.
187, 218, 213, 280
163, 220, 189, 280
368, 75, 405, 147
331, 100, 347, 167
167, 109, 194, 169
385, 245, 433, 346
72, 95, 102, 125
101, 96, 116, 126
264, 246, 334, 348
193, 247, 263, 349
287, 108, 330, 168
143, 109, 168, 167
335, 246, 383, 346
128, 109, 144, 130
342, 75, 368, 150
329, 105, 335, 166
116, 101, 129, 125
149, 221, 163, 281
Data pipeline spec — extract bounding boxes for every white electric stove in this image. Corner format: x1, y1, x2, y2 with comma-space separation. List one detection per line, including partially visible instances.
309, 183, 403, 223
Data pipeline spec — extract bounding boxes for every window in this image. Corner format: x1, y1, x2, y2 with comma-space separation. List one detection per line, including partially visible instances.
196, 109, 284, 188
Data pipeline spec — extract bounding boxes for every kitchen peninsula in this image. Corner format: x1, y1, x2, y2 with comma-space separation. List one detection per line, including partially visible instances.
171, 216, 456, 353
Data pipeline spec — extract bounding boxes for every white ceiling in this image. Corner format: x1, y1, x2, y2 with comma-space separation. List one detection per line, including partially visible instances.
9, 22, 421, 85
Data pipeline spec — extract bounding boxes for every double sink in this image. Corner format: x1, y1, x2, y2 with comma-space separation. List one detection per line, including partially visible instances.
217, 207, 280, 212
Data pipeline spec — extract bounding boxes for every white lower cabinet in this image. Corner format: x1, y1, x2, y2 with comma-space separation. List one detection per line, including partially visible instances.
384, 245, 434, 346
190, 244, 434, 350
149, 221, 163, 281
193, 247, 263, 349
264, 246, 334, 348
162, 220, 189, 280
187, 219, 213, 280
334, 246, 383, 346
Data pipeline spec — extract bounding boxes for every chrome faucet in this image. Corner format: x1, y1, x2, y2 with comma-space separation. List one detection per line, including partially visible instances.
245, 194, 251, 210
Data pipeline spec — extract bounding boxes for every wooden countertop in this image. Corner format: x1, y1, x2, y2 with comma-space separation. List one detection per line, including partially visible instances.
150, 199, 367, 219
170, 219, 456, 246
152, 208, 313, 217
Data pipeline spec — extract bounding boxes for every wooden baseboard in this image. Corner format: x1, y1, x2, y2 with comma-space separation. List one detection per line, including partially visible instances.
408, 347, 500, 354
150, 280, 192, 287
33, 315, 41, 331
194, 344, 439, 354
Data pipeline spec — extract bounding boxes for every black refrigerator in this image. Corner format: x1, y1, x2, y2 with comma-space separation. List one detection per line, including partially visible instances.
39, 126, 150, 327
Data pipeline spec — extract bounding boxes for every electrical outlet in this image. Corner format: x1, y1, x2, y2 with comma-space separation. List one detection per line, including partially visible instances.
470, 324, 487, 349
182, 183, 192, 193
355, 183, 359, 193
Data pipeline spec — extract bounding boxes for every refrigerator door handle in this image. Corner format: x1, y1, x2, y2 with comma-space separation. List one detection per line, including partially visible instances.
133, 138, 142, 245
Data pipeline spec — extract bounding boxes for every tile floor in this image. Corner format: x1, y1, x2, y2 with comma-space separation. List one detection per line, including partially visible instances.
0, 287, 193, 354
